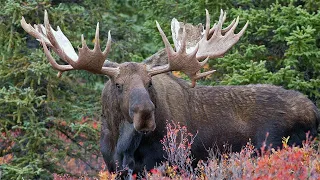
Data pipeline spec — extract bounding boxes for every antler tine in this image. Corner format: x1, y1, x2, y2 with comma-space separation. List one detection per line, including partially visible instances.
101, 31, 119, 77
156, 21, 175, 57
223, 16, 248, 39
20, 16, 51, 46
221, 18, 236, 34
21, 10, 119, 78
229, 16, 240, 34
103, 31, 112, 56
204, 9, 211, 40
209, 11, 236, 36
205, 9, 224, 39
191, 69, 216, 87
94, 22, 101, 50
178, 26, 187, 53
147, 21, 174, 76
213, 9, 224, 37
237, 20, 249, 37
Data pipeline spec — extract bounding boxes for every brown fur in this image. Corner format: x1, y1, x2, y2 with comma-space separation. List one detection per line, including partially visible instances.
100, 50, 320, 173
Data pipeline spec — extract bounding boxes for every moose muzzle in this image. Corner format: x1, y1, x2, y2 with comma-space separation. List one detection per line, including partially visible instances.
129, 88, 156, 132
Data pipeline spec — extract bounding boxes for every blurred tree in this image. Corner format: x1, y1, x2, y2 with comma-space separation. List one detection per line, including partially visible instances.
0, 1, 105, 179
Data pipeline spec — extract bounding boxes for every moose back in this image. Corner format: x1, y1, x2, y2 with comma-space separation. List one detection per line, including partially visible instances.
21, 10, 320, 173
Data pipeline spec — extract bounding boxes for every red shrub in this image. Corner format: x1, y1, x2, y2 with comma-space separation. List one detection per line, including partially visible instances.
57, 121, 320, 179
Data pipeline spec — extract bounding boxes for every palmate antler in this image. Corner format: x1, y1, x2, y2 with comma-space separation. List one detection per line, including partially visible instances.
21, 10, 119, 78
148, 9, 249, 87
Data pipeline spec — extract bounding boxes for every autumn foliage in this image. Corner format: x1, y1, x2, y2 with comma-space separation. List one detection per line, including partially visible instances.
2, 119, 319, 179
95, 121, 320, 180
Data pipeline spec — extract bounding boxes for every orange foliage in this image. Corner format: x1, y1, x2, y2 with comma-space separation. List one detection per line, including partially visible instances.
202, 63, 210, 70
52, 122, 320, 179
0, 154, 13, 164
172, 71, 182, 78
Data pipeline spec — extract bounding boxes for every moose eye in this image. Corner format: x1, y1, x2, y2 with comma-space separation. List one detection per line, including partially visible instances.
115, 83, 123, 91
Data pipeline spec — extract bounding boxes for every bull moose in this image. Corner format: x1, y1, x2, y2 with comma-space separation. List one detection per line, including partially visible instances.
21, 9, 319, 173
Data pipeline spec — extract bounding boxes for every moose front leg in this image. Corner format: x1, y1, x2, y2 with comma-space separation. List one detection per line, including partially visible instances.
100, 117, 142, 173
100, 120, 117, 172
115, 121, 142, 171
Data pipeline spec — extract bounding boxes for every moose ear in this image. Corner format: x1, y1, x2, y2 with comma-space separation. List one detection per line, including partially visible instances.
143, 49, 169, 70
103, 60, 119, 68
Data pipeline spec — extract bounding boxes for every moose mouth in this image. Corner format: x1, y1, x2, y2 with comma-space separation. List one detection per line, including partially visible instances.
139, 131, 151, 135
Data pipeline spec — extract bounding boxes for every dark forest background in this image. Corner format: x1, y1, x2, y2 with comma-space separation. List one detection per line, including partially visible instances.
0, 0, 319, 179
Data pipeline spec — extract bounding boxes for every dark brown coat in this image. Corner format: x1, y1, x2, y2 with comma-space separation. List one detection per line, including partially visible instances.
100, 50, 320, 172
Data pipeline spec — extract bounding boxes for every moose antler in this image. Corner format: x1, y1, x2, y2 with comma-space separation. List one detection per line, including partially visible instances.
149, 9, 249, 87
21, 10, 119, 78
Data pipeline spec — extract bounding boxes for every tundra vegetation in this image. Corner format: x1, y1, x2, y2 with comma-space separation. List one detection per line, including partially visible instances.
1, 0, 320, 179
